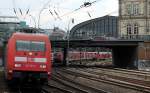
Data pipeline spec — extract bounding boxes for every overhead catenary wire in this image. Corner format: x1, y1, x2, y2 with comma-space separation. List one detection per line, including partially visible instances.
12, 0, 30, 20
12, 0, 19, 18
26, 9, 30, 15
49, 8, 57, 20
23, 8, 30, 19
12, 0, 37, 28
13, 8, 17, 15
19, 8, 23, 15
54, 0, 102, 20
54, 9, 61, 20
87, 11, 91, 18
49, 9, 54, 16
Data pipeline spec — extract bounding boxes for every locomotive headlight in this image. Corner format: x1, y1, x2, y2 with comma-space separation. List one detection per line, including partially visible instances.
48, 72, 51, 75
15, 64, 21, 67
29, 52, 33, 56
8, 70, 13, 73
40, 65, 46, 68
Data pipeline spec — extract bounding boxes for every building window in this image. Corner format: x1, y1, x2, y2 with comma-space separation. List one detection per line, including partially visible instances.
127, 4, 132, 15
134, 23, 139, 35
126, 23, 139, 39
149, 2, 150, 15
127, 24, 132, 35
78, 29, 82, 37
133, 4, 139, 15
126, 3, 139, 15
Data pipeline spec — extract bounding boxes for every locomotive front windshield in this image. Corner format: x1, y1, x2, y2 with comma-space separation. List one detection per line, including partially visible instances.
16, 40, 45, 51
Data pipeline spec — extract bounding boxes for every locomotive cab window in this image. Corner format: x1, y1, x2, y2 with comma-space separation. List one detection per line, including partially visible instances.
16, 40, 45, 51
30, 41, 45, 51
16, 40, 30, 51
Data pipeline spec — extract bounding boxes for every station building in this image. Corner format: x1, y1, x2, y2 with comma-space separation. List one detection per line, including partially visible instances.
119, 0, 150, 40
69, 15, 118, 40
119, 0, 150, 70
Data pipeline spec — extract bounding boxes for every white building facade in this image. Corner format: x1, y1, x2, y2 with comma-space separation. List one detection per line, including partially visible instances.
119, 0, 150, 40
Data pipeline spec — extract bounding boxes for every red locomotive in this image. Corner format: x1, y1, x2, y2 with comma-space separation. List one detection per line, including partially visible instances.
4, 32, 51, 84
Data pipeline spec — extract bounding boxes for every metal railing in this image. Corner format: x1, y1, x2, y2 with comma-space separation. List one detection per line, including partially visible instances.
70, 35, 150, 41
120, 35, 150, 41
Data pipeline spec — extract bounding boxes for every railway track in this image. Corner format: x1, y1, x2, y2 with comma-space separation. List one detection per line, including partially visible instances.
70, 67, 150, 88
42, 81, 75, 93
113, 68, 150, 74
56, 67, 150, 93
87, 67, 150, 81
51, 69, 108, 93
1, 67, 150, 93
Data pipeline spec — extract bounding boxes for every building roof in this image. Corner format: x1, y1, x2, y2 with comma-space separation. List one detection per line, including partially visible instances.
70, 15, 118, 32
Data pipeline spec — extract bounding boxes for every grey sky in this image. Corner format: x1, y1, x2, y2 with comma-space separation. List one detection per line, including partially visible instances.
0, 0, 118, 30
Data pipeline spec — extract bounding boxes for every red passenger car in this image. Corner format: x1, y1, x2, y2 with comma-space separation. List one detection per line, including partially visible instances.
4, 32, 51, 83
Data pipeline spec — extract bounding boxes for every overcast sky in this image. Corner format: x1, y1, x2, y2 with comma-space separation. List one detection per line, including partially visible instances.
0, 0, 118, 30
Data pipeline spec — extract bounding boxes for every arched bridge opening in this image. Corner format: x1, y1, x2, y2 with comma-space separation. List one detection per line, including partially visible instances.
112, 46, 138, 68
